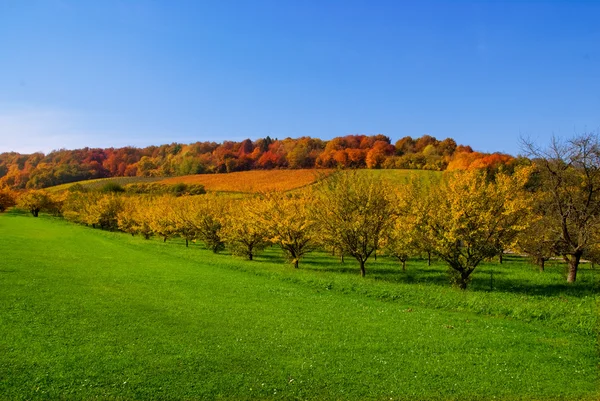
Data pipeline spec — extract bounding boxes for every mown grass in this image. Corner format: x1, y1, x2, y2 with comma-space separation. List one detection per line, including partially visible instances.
1, 211, 598, 400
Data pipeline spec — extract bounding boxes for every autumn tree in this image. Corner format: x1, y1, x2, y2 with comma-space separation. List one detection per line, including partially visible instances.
523, 134, 600, 282
412, 168, 533, 289
86, 193, 125, 230
311, 171, 394, 277
0, 189, 16, 212
385, 216, 414, 271
17, 190, 51, 217
219, 198, 270, 260
256, 191, 317, 268
188, 194, 227, 252
394, 175, 438, 266
147, 195, 177, 242
513, 208, 555, 272
385, 182, 433, 271
117, 196, 154, 239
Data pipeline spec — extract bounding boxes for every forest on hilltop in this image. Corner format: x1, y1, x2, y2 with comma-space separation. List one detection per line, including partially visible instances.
0, 134, 518, 189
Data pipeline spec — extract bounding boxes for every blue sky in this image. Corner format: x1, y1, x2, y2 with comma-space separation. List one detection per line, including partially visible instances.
0, 0, 598, 155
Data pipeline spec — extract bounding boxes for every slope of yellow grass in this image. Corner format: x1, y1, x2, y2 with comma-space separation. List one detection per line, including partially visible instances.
158, 169, 333, 193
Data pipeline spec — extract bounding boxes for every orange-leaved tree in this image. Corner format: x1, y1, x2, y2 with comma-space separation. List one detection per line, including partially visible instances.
0, 188, 17, 212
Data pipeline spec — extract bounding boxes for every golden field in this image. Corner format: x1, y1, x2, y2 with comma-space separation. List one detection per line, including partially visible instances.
158, 169, 333, 193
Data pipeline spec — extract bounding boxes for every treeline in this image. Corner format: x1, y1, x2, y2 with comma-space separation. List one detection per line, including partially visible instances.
0, 134, 518, 189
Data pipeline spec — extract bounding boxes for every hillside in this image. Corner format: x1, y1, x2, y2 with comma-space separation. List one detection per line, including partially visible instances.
47, 169, 440, 194
0, 134, 514, 190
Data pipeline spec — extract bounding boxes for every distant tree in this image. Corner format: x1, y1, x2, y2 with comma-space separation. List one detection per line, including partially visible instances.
0, 189, 16, 212
414, 135, 438, 153
522, 133, 600, 282
395, 137, 415, 156
311, 171, 394, 277
437, 138, 458, 156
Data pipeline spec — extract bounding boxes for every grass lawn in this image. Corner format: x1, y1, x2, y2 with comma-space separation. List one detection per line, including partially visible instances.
0, 211, 598, 400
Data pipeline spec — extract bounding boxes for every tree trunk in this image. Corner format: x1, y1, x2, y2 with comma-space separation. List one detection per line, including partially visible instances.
359, 260, 366, 277
567, 252, 581, 283
402, 260, 406, 271
340, 254, 344, 264
248, 251, 253, 261
458, 275, 468, 290
163, 237, 167, 243
539, 258, 545, 272
294, 259, 299, 269
427, 252, 431, 266
374, 251, 377, 261
498, 252, 503, 264
185, 238, 189, 247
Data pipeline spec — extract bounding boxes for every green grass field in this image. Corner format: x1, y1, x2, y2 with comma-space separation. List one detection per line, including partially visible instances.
1, 211, 598, 400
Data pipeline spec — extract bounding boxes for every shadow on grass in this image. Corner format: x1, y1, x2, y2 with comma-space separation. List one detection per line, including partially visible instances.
294, 251, 599, 298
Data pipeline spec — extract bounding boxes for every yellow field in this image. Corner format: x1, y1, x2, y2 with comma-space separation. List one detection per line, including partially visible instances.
158, 169, 334, 193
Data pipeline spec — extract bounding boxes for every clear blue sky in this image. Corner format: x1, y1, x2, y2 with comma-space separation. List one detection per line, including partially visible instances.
0, 0, 598, 155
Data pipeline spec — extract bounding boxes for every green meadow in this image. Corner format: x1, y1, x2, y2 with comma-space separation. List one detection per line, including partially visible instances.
0, 211, 598, 400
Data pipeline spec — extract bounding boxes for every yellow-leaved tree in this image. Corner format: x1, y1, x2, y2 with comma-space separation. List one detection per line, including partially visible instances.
187, 194, 227, 252
117, 196, 154, 239
219, 197, 270, 260
147, 195, 177, 242
513, 205, 555, 272
170, 196, 200, 247
17, 190, 51, 217
386, 176, 437, 270
311, 171, 395, 277
413, 167, 533, 289
256, 191, 317, 268
86, 193, 125, 230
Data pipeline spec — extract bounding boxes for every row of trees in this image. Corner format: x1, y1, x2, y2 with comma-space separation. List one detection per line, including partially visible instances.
7, 134, 599, 287
2, 170, 538, 289
0, 134, 517, 189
